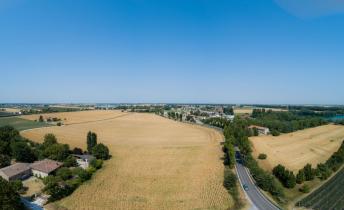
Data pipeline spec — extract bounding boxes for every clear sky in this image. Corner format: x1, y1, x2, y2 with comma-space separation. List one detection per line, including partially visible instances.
1, 0, 343, 104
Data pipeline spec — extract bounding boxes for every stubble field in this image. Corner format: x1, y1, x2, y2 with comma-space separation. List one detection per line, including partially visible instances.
250, 124, 344, 172
21, 110, 232, 210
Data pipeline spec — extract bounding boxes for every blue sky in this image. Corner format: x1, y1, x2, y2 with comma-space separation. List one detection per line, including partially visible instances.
1, 0, 343, 104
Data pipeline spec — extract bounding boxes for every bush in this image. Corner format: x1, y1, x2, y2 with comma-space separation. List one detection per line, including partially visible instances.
63, 156, 78, 167
258, 153, 267, 160
90, 159, 103, 169
72, 168, 91, 182
72, 147, 83, 155
271, 130, 280, 136
92, 144, 110, 160
87, 166, 96, 174
56, 122, 62, 126
56, 168, 72, 181
299, 184, 310, 193
10, 180, 23, 192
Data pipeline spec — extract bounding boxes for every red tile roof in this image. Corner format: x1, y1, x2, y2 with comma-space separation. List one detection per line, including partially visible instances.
30, 159, 62, 174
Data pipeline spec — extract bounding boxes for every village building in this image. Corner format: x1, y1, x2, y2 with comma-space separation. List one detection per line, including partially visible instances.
248, 125, 270, 135
73, 154, 95, 169
0, 163, 31, 181
30, 159, 63, 178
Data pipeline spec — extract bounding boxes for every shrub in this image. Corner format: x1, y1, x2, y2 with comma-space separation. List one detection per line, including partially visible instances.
90, 159, 103, 169
56, 122, 62, 126
10, 180, 23, 192
92, 144, 110, 160
63, 156, 78, 167
258, 153, 267, 160
56, 168, 72, 181
72, 168, 91, 182
87, 166, 96, 175
271, 130, 280, 136
299, 184, 310, 193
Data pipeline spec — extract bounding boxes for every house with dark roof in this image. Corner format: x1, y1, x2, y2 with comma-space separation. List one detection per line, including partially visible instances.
30, 159, 63, 178
0, 163, 31, 181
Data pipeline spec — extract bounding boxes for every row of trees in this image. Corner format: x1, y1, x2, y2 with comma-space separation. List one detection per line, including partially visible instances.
272, 165, 296, 188
167, 111, 182, 121
205, 117, 285, 203
202, 117, 230, 129
295, 141, 344, 185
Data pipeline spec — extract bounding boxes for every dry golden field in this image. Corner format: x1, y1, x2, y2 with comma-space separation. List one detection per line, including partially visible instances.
20, 110, 127, 125
233, 107, 286, 115
250, 124, 344, 172
21, 110, 232, 210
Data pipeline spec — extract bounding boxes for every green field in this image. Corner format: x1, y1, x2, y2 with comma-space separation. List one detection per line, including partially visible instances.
296, 168, 344, 210
0, 117, 51, 131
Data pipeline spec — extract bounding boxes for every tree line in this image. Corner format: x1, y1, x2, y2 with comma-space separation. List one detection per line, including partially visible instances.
251, 109, 327, 135
204, 117, 286, 203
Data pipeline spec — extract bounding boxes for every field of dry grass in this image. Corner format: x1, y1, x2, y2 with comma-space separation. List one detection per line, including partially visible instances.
21, 110, 232, 210
20, 110, 127, 125
233, 107, 286, 115
250, 124, 344, 172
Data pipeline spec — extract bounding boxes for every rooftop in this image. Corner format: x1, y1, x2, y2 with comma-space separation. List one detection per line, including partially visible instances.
0, 163, 31, 177
30, 159, 62, 174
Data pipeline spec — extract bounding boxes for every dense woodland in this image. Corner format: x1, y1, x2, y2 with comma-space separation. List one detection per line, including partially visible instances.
250, 109, 327, 135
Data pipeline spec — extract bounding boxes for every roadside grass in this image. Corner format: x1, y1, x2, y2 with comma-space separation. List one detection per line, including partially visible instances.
0, 116, 51, 131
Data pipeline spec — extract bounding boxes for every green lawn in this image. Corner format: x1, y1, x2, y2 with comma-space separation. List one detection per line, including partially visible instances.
0, 117, 51, 131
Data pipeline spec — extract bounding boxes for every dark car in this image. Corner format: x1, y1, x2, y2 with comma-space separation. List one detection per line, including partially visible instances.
243, 184, 249, 191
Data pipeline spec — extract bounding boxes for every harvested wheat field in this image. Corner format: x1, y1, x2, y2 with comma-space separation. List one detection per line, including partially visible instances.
20, 110, 126, 125
250, 124, 344, 172
21, 110, 232, 210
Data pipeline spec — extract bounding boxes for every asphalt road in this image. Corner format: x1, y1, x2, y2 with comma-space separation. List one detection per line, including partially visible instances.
235, 151, 280, 210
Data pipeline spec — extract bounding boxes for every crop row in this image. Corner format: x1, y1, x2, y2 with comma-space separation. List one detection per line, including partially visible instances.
296, 168, 344, 210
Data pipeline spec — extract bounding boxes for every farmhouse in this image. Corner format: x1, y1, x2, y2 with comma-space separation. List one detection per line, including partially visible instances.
30, 159, 63, 178
0, 163, 31, 181
73, 154, 95, 169
248, 125, 270, 135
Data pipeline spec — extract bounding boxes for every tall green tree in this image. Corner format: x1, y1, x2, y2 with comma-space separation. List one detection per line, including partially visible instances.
92, 143, 109, 160
0, 154, 11, 168
0, 177, 25, 210
296, 169, 305, 184
43, 133, 58, 148
303, 164, 315, 181
11, 141, 36, 163
0, 126, 19, 156
87, 131, 97, 153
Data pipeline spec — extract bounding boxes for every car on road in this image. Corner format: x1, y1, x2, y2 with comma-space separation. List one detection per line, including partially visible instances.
243, 184, 249, 191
